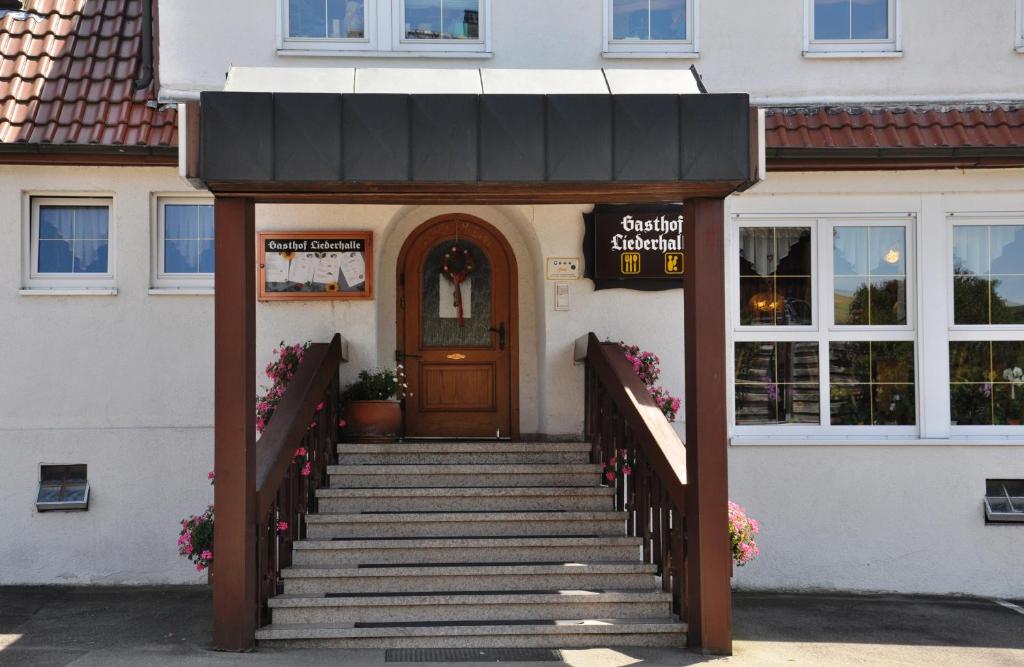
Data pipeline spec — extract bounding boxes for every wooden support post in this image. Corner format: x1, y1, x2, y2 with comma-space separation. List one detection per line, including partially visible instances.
683, 197, 732, 655
212, 197, 257, 651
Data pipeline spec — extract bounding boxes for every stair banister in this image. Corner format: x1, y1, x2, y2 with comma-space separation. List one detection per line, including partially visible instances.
252, 332, 346, 625
583, 332, 689, 615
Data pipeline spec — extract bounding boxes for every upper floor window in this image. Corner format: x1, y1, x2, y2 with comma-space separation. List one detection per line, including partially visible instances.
1017, 0, 1024, 51
152, 197, 215, 291
280, 0, 490, 55
25, 197, 115, 291
604, 0, 698, 57
805, 0, 900, 56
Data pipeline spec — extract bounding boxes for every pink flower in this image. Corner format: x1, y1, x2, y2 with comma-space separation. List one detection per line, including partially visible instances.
608, 456, 616, 467
201, 550, 213, 561
185, 544, 193, 555
301, 462, 312, 477
338, 418, 347, 429
622, 465, 632, 476
207, 471, 215, 481
277, 521, 288, 533
294, 447, 307, 458
316, 402, 324, 411
605, 470, 616, 482
195, 563, 206, 572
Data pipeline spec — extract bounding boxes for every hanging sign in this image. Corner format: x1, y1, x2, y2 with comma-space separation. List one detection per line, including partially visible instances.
582, 204, 685, 291
258, 231, 373, 301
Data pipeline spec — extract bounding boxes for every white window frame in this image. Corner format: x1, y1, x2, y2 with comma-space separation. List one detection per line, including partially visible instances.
946, 212, 1024, 435
602, 0, 699, 59
278, 0, 379, 52
151, 195, 216, 293
803, 0, 901, 57
277, 0, 491, 56
1017, 0, 1024, 52
23, 195, 116, 292
730, 213, 919, 438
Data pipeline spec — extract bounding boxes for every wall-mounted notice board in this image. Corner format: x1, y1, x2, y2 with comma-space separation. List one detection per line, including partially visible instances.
257, 231, 373, 301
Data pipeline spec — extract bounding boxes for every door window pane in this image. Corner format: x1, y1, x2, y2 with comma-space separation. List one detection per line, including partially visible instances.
289, 0, 365, 38
421, 240, 491, 347
613, 0, 687, 41
735, 342, 820, 425
950, 341, 1024, 425
163, 204, 215, 274
739, 227, 813, 326
830, 341, 915, 425
833, 226, 907, 325
405, 0, 479, 40
953, 225, 1024, 325
36, 205, 109, 274
814, 0, 888, 40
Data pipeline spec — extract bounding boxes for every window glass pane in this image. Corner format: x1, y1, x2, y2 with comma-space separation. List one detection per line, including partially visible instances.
38, 239, 73, 273
198, 239, 216, 274
613, 0, 650, 40
165, 238, 199, 273
814, 0, 850, 40
650, 0, 687, 40
289, 0, 327, 37
421, 240, 492, 346
830, 341, 915, 425
739, 226, 812, 326
74, 207, 109, 240
165, 205, 198, 240
38, 207, 74, 240
833, 226, 906, 325
734, 342, 820, 425
197, 205, 215, 239
851, 0, 888, 39
405, 0, 478, 39
73, 239, 108, 273
327, 0, 364, 38
950, 341, 1024, 425
953, 225, 1024, 324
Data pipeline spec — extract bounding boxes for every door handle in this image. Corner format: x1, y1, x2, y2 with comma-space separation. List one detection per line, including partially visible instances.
489, 322, 506, 351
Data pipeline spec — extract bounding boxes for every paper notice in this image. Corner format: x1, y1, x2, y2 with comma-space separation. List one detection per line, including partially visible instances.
339, 251, 366, 287
265, 252, 290, 283
313, 253, 343, 285
287, 253, 319, 285
439, 275, 471, 319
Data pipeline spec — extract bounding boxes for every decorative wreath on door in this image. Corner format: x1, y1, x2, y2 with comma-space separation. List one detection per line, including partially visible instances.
442, 245, 475, 326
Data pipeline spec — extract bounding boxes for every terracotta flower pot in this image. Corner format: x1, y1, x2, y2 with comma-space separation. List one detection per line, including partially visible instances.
344, 400, 402, 441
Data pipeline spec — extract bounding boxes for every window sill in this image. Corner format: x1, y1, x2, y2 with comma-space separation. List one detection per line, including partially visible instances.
277, 48, 493, 59
803, 50, 903, 59
602, 50, 699, 60
19, 288, 117, 296
731, 435, 1024, 447
148, 288, 214, 296
1016, 46, 1024, 54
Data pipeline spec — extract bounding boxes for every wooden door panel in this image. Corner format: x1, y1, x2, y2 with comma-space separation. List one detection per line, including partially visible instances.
398, 215, 517, 438
420, 364, 496, 411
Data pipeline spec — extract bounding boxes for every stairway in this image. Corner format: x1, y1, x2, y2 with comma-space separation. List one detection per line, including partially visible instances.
255, 441, 687, 649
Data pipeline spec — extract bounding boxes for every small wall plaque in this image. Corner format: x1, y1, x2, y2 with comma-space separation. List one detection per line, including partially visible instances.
546, 257, 581, 280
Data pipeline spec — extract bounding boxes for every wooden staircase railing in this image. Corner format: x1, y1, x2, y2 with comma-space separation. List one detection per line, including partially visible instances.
582, 332, 689, 618
253, 333, 344, 625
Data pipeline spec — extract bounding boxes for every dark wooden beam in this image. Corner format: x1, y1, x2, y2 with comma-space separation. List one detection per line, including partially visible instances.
682, 197, 732, 655
202, 180, 744, 205
212, 197, 257, 651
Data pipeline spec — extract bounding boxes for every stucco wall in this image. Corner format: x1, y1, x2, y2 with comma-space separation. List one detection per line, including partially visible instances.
156, 0, 1024, 102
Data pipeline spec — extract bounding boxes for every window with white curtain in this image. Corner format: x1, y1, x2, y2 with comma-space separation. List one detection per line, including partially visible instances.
25, 197, 115, 290
152, 197, 215, 291
732, 215, 917, 433
805, 0, 900, 55
604, 0, 697, 56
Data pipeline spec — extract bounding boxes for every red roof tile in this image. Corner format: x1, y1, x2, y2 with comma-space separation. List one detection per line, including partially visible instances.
0, 0, 176, 148
765, 105, 1024, 151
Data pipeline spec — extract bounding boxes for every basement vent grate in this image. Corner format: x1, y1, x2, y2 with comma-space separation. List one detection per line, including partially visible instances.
385, 648, 564, 662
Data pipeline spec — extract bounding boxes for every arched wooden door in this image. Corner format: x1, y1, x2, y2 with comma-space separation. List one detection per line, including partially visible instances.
397, 215, 518, 438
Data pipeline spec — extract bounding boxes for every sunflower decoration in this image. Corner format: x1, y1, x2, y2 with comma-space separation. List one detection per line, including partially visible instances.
441, 245, 474, 327
325, 282, 340, 293
280, 251, 296, 262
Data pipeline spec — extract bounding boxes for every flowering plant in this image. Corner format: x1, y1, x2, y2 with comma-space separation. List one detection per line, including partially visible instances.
256, 341, 311, 433
342, 366, 412, 402
616, 342, 682, 422
177, 472, 215, 572
728, 501, 760, 566
602, 448, 635, 484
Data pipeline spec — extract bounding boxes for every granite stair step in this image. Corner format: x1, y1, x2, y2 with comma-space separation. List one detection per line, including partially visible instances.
336, 442, 590, 465
304, 511, 626, 539
327, 464, 602, 488
316, 485, 614, 513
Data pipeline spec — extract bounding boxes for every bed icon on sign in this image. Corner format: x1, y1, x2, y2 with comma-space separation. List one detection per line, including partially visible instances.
664, 252, 684, 275
621, 252, 641, 274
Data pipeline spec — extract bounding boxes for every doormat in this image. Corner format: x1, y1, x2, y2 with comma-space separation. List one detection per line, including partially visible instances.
385, 648, 564, 662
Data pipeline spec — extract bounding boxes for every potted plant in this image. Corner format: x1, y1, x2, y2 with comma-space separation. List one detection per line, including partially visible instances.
341, 366, 410, 441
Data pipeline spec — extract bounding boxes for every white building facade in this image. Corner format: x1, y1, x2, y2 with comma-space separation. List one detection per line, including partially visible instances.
2, 0, 1023, 598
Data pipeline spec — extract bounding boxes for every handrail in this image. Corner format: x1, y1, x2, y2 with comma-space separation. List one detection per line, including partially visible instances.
255, 333, 343, 514
583, 332, 688, 617
252, 332, 344, 626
